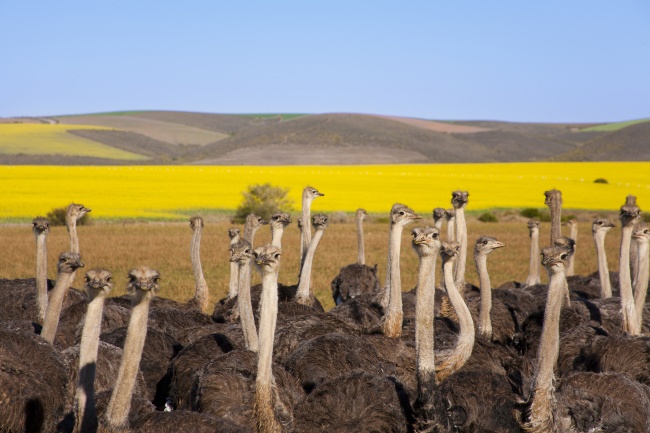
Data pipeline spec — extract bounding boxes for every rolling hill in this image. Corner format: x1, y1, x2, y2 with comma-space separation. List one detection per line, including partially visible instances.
0, 111, 647, 165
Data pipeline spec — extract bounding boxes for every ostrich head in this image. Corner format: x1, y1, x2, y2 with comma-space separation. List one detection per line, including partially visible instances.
229, 239, 253, 263
562, 218, 577, 229
632, 223, 650, 243
270, 212, 292, 229
527, 219, 540, 235
625, 195, 637, 206
189, 216, 204, 230
126, 267, 161, 295
474, 236, 505, 257
67, 203, 91, 221
543, 189, 563, 207
84, 268, 113, 298
356, 208, 367, 221
312, 213, 329, 230
592, 218, 615, 235
619, 202, 641, 228
440, 241, 461, 264
57, 252, 84, 274
253, 245, 282, 275
451, 191, 469, 209
411, 226, 441, 257
432, 208, 447, 222
246, 213, 268, 230
389, 203, 421, 226
303, 186, 324, 200
32, 217, 50, 235
541, 246, 570, 272
445, 208, 455, 220
554, 236, 576, 255
228, 227, 241, 241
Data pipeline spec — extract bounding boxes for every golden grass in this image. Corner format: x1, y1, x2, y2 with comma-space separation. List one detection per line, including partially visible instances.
0, 219, 621, 312
0, 124, 148, 160
1, 162, 648, 221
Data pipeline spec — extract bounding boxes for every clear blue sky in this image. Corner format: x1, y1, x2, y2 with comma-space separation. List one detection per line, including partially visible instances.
1, 1, 649, 122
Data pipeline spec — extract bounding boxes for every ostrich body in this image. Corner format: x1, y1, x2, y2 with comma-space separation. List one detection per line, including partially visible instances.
633, 223, 649, 333
451, 191, 469, 293
619, 200, 641, 335
445, 208, 455, 241
355, 208, 367, 265
563, 218, 578, 276
524, 219, 541, 287
228, 227, 241, 299
41, 252, 85, 344
33, 216, 50, 324
270, 211, 292, 250
300, 186, 324, 268
592, 218, 615, 298
189, 216, 209, 312
381, 203, 421, 338
295, 213, 328, 307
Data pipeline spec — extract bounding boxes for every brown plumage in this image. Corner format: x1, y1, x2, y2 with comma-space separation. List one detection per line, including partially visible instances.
330, 263, 381, 305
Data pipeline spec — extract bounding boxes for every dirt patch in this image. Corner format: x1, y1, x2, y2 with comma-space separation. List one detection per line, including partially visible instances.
376, 115, 492, 134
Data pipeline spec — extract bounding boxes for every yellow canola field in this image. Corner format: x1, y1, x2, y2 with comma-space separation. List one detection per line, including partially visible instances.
0, 124, 148, 160
1, 163, 648, 220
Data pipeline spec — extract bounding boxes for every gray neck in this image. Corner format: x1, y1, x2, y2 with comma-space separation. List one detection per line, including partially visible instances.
105, 291, 153, 430
593, 231, 612, 298
381, 223, 405, 338
525, 228, 541, 287
271, 225, 284, 249
549, 202, 561, 245
228, 261, 240, 299
301, 196, 314, 267
256, 269, 278, 391
475, 253, 492, 340
243, 224, 257, 246
433, 218, 443, 231
41, 271, 75, 344
296, 229, 324, 304
630, 238, 639, 287
190, 226, 209, 311
415, 252, 437, 380
566, 226, 577, 276
453, 206, 467, 292
447, 216, 455, 242
35, 232, 48, 324
619, 224, 639, 335
356, 216, 365, 265
633, 239, 649, 333
67, 217, 80, 254
238, 259, 258, 352
74, 290, 108, 433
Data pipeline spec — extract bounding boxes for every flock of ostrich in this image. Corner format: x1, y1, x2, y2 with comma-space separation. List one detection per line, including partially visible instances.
1, 186, 650, 433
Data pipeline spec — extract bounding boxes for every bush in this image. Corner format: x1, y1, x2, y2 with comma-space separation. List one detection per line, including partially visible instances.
478, 212, 498, 223
562, 214, 577, 222
520, 208, 541, 218
329, 211, 349, 224
594, 178, 608, 184
46, 206, 92, 226
539, 211, 551, 222
644, 213, 650, 223
232, 183, 294, 224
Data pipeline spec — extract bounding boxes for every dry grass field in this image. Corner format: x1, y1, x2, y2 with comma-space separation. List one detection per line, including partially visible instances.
0, 219, 621, 312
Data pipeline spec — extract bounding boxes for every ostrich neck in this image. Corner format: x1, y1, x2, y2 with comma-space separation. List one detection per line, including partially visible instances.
381, 223, 404, 338
453, 206, 467, 292
296, 229, 324, 304
238, 259, 258, 352
525, 229, 541, 287
475, 253, 492, 340
526, 265, 564, 433
630, 238, 639, 286
415, 252, 437, 378
566, 225, 578, 276
105, 291, 153, 429
593, 232, 612, 298
433, 218, 443, 231
35, 232, 48, 324
301, 196, 313, 266
633, 240, 649, 332
381, 222, 403, 308
447, 216, 455, 242
41, 271, 75, 344
549, 203, 561, 245
271, 225, 284, 249
74, 291, 108, 433
356, 217, 365, 265
67, 218, 80, 254
190, 227, 209, 311
243, 224, 257, 246
228, 262, 240, 299
619, 225, 639, 335
436, 259, 474, 382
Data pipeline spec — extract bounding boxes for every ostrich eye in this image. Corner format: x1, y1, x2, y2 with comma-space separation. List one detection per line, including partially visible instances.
273, 215, 279, 220
107, 277, 112, 283
560, 253, 568, 260
482, 240, 488, 245
85, 276, 90, 282
245, 248, 251, 254
399, 211, 405, 216
153, 277, 160, 283
274, 253, 280, 259
644, 230, 649, 234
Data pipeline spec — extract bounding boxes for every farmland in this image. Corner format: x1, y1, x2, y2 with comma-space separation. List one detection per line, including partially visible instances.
0, 162, 648, 221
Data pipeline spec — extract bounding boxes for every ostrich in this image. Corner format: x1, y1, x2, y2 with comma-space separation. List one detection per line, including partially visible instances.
633, 222, 649, 333
40, 252, 85, 344
524, 219, 541, 287
66, 203, 91, 254
270, 211, 292, 250
445, 208, 455, 241
295, 213, 328, 307
244, 213, 268, 246
545, 189, 572, 306
618, 199, 641, 335
451, 191, 469, 294
592, 218, 616, 298
355, 208, 367, 265
563, 218, 578, 276
300, 186, 324, 268
627, 195, 640, 282
232, 239, 258, 351
33, 216, 50, 324
432, 207, 446, 232
521, 246, 650, 432
188, 216, 210, 312
228, 227, 241, 299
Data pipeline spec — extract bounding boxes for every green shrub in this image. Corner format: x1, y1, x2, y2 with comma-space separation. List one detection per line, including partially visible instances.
594, 178, 608, 184
233, 183, 294, 224
562, 214, 577, 222
478, 212, 498, 223
539, 211, 551, 222
46, 206, 92, 226
520, 208, 540, 218
644, 213, 650, 223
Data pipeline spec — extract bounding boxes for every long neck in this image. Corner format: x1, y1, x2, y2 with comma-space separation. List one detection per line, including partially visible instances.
244, 224, 256, 246
619, 224, 639, 335
381, 223, 404, 338
549, 203, 561, 245
433, 218, 443, 231
453, 206, 467, 292
228, 261, 240, 299
296, 229, 324, 304
74, 291, 108, 433
630, 238, 639, 286
271, 225, 284, 249
105, 291, 153, 430
301, 196, 313, 267
436, 259, 474, 382
633, 240, 649, 333
593, 231, 612, 298
566, 226, 577, 276
525, 266, 564, 433
525, 229, 541, 287
356, 216, 365, 265
415, 252, 437, 404
254, 269, 281, 433
190, 227, 209, 311
475, 253, 492, 340
447, 216, 455, 242
41, 271, 75, 344
35, 232, 48, 324
238, 259, 258, 352
68, 217, 80, 254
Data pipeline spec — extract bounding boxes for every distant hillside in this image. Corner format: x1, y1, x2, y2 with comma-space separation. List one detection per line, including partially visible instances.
0, 111, 648, 165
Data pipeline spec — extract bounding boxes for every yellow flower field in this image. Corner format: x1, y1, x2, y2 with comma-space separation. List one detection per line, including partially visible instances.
1, 163, 648, 220
0, 124, 148, 160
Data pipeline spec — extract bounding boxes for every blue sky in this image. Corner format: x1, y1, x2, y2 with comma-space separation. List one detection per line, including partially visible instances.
1, 1, 649, 122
